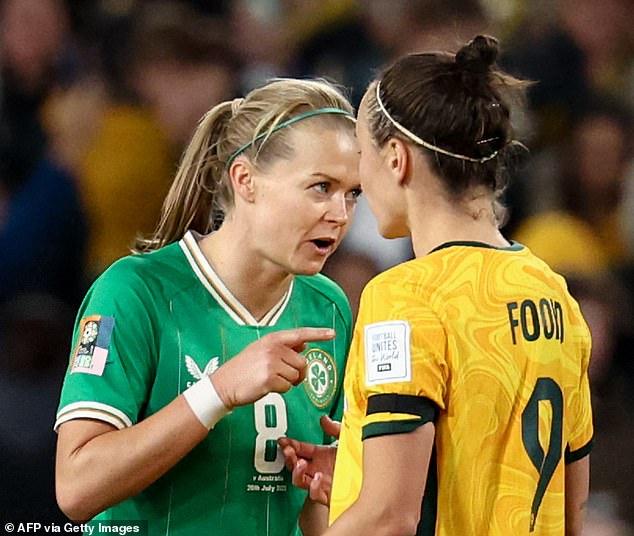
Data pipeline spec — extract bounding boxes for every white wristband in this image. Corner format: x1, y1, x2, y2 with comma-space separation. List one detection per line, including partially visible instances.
183, 375, 231, 430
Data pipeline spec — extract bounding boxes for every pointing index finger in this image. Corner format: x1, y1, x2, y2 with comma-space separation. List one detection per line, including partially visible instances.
275, 327, 336, 347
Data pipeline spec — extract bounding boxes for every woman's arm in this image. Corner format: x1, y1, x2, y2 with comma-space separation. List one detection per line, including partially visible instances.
324, 422, 434, 536
56, 327, 335, 520
56, 396, 207, 520
565, 456, 590, 536
299, 496, 331, 536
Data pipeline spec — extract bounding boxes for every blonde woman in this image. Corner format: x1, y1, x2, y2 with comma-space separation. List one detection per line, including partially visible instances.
54, 78, 361, 535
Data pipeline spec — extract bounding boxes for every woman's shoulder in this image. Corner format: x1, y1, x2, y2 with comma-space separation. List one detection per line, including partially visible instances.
92, 242, 187, 292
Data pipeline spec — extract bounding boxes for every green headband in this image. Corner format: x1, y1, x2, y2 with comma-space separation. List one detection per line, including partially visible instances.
225, 107, 354, 169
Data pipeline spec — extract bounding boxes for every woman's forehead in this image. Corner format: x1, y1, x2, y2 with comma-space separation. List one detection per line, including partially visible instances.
355, 99, 372, 137
261, 126, 358, 179
285, 119, 354, 143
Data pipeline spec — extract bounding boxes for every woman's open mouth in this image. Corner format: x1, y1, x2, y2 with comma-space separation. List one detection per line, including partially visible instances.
310, 237, 336, 255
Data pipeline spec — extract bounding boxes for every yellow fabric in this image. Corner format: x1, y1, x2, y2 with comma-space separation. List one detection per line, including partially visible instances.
79, 105, 174, 275
330, 243, 593, 535
513, 211, 611, 276
285, 0, 356, 45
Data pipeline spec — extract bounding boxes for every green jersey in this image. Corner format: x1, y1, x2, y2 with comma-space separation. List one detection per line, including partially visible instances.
56, 231, 353, 535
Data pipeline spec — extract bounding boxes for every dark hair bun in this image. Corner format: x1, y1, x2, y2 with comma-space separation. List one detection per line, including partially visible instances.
455, 35, 499, 74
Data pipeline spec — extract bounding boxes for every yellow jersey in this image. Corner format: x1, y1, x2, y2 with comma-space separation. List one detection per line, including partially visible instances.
330, 241, 593, 535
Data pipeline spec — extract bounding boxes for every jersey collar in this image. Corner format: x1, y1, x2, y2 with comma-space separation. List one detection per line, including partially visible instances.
179, 231, 293, 326
430, 240, 525, 254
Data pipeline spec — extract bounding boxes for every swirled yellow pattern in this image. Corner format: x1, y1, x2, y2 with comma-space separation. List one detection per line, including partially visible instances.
330, 243, 593, 535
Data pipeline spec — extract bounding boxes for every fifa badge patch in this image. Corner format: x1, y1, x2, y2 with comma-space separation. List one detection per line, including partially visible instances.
304, 348, 337, 408
70, 315, 115, 376
364, 320, 411, 385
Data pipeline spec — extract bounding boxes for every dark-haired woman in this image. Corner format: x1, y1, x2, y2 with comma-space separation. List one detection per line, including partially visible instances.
285, 36, 593, 536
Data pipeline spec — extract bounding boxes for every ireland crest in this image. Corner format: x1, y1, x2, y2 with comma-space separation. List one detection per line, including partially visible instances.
304, 348, 337, 408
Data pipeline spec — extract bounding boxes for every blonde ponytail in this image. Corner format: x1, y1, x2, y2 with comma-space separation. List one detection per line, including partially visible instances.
134, 101, 232, 252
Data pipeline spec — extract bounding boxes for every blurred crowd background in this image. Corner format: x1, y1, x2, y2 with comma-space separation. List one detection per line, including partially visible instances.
0, 0, 633, 533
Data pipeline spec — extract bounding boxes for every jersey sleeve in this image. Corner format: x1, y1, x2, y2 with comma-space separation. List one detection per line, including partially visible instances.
55, 258, 158, 431
565, 329, 594, 462
354, 277, 448, 440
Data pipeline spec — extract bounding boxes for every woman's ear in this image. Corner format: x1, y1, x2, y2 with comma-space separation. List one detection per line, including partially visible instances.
386, 137, 410, 186
228, 158, 256, 203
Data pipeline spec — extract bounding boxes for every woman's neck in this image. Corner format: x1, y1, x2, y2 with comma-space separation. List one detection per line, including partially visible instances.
408, 190, 509, 257
197, 224, 294, 321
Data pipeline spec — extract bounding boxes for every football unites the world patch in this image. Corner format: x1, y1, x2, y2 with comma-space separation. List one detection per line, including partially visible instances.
70, 315, 115, 376
364, 320, 412, 385
303, 348, 337, 408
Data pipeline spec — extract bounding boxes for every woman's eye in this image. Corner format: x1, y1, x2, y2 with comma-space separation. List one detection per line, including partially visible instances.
346, 188, 363, 201
312, 182, 330, 194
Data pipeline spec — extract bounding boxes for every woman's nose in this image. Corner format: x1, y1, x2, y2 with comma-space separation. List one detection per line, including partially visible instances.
325, 195, 349, 225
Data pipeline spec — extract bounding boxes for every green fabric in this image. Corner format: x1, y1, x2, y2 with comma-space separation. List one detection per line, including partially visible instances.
58, 237, 352, 535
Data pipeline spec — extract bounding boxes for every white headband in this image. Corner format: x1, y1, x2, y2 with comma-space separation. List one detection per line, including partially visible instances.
374, 82, 500, 163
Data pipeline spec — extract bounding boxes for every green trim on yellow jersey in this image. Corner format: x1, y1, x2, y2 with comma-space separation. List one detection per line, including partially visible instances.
430, 240, 525, 253
565, 437, 594, 464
